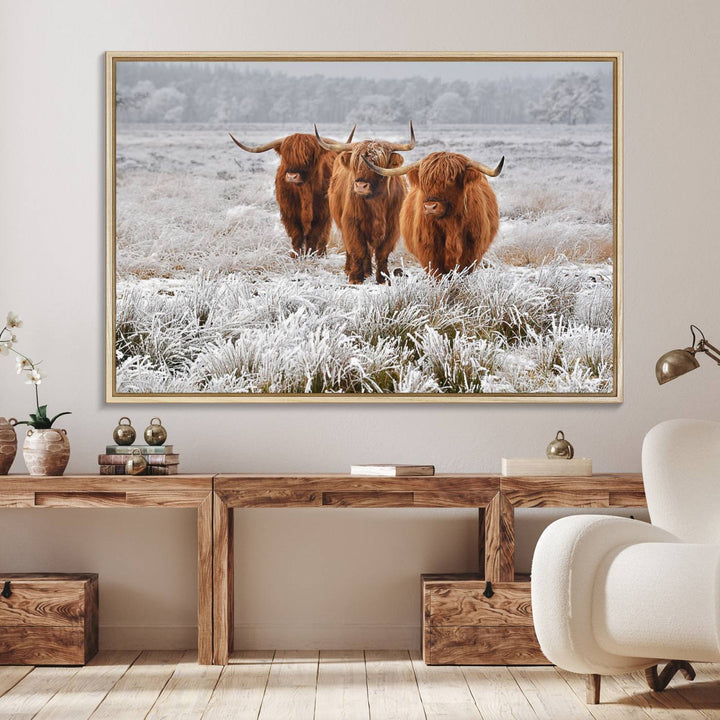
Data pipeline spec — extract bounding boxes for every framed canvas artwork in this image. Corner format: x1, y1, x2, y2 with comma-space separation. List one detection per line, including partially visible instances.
106, 52, 622, 403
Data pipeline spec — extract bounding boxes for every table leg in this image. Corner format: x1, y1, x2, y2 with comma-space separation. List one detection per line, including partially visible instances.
484, 492, 515, 582
197, 493, 213, 665
213, 493, 234, 665
478, 507, 486, 577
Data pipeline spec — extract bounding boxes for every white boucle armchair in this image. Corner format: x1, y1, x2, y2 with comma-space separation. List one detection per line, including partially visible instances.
531, 418, 720, 704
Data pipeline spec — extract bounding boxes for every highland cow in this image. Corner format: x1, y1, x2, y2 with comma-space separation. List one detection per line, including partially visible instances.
364, 151, 504, 275
315, 123, 415, 284
229, 128, 354, 257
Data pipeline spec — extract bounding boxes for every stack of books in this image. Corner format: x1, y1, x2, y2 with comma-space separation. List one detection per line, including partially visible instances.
98, 445, 180, 475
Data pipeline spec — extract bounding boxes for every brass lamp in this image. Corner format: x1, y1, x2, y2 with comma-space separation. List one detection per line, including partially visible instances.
656, 325, 720, 384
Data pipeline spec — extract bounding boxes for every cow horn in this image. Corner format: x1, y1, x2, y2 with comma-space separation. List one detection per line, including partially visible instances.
228, 133, 283, 153
388, 121, 416, 151
314, 124, 356, 152
468, 155, 505, 177
362, 155, 419, 177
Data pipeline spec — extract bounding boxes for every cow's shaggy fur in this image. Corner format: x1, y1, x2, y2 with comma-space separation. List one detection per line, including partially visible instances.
329, 141, 407, 284
401, 152, 500, 274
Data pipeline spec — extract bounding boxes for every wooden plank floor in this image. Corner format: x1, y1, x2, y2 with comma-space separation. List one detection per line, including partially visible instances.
0, 651, 717, 720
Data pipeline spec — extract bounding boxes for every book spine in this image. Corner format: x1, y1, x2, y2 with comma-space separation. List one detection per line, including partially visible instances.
99, 464, 126, 475
98, 454, 180, 466
393, 468, 435, 476
98, 464, 179, 475
105, 445, 173, 455
147, 465, 179, 475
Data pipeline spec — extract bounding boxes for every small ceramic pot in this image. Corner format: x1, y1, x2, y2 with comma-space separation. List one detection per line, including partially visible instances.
0, 417, 18, 475
23, 428, 71, 476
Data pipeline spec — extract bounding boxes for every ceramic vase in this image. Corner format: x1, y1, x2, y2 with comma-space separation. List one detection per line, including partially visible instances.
22, 428, 70, 476
0, 417, 17, 475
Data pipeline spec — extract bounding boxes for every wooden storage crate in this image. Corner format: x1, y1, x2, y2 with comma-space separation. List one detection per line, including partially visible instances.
422, 573, 548, 665
0, 573, 98, 665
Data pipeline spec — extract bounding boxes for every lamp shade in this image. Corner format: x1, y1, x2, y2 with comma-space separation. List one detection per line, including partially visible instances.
655, 348, 700, 384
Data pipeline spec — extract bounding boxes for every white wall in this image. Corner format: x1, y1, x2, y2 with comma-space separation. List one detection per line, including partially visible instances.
1, 0, 719, 649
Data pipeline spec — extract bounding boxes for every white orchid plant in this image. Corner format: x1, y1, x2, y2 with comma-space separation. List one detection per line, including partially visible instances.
0, 312, 71, 429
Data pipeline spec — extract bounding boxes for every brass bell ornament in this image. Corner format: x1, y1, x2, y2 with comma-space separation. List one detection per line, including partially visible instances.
125, 449, 147, 475
144, 417, 167, 446
112, 417, 136, 446
546, 430, 574, 459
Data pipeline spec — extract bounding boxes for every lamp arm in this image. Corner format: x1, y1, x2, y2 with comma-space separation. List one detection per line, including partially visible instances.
698, 339, 720, 365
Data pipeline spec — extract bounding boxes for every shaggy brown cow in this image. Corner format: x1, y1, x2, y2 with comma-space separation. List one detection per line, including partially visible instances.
315, 123, 415, 284
364, 151, 504, 275
229, 128, 354, 257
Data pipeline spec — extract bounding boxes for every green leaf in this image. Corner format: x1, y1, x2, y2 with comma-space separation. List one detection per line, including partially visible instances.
37, 405, 48, 419
48, 411, 72, 427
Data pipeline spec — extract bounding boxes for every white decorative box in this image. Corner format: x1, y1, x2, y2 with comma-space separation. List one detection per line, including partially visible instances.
501, 457, 592, 476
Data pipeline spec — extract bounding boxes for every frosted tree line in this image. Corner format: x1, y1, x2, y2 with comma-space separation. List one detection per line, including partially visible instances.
117, 64, 612, 125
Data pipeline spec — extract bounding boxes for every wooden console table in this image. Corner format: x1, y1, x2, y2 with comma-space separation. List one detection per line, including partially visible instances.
0, 475, 214, 665
212, 473, 646, 665
1, 473, 647, 666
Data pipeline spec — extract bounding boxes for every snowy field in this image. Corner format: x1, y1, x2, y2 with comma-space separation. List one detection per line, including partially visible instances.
114, 122, 616, 396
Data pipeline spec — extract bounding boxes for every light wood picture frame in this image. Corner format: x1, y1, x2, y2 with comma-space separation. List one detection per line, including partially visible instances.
106, 52, 622, 403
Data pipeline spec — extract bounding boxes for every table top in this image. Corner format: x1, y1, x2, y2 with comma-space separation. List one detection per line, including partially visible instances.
0, 473, 646, 508
214, 473, 646, 508
0, 474, 213, 488
0, 474, 213, 508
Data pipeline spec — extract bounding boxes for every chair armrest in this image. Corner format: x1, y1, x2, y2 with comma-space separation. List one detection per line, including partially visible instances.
531, 515, 679, 674
594, 540, 720, 662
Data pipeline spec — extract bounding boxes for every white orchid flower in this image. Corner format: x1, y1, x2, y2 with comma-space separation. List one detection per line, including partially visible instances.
6, 312, 22, 329
25, 368, 46, 385
3, 315, 70, 429
16, 356, 33, 373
